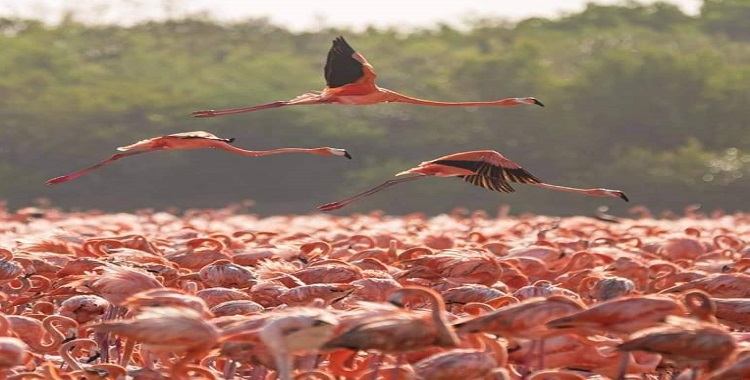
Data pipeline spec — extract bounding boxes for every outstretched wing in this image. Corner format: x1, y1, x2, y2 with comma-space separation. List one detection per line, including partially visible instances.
324, 36, 366, 88
433, 159, 542, 193
118, 131, 233, 152
168, 131, 234, 144
116, 136, 163, 152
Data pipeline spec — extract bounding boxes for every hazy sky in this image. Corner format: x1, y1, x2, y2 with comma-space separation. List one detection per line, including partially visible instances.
0, 0, 702, 30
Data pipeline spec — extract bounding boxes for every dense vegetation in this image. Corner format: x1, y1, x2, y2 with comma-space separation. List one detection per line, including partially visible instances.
1, 0, 748, 215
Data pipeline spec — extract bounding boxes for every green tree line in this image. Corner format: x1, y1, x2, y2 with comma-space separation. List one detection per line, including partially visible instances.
0, 0, 748, 215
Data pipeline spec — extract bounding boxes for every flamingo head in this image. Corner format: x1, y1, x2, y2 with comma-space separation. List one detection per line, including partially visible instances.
518, 97, 545, 107
594, 189, 629, 202
326, 148, 352, 159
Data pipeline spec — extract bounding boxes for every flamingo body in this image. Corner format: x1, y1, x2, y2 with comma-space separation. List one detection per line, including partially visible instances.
453, 295, 586, 339
398, 150, 542, 192
617, 320, 736, 375
546, 295, 689, 335
322, 287, 458, 353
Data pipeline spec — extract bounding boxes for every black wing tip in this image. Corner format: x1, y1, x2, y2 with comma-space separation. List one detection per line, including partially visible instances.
332, 36, 346, 47
331, 36, 355, 53
507, 167, 542, 184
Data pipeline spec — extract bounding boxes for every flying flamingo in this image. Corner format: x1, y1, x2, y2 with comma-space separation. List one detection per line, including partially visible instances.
318, 150, 628, 211
47, 131, 351, 184
191, 36, 544, 118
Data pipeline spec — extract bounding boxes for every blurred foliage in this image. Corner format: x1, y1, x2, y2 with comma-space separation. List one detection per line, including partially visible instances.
0, 0, 748, 215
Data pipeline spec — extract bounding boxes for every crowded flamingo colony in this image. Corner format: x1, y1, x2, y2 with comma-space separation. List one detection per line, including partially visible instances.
0, 203, 746, 380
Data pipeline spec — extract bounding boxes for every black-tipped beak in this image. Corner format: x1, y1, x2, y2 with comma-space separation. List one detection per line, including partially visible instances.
388, 299, 405, 308
226, 138, 236, 144
619, 192, 629, 202
312, 319, 334, 327
533, 98, 545, 107
344, 151, 352, 159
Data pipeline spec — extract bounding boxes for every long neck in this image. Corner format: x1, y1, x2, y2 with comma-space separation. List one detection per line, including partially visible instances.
530, 183, 606, 198
418, 288, 460, 347
382, 89, 522, 107
217, 144, 325, 157
551, 251, 592, 275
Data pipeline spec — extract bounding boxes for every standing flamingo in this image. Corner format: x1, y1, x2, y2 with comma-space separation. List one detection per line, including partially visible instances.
47, 131, 351, 184
191, 36, 543, 117
545, 294, 690, 336
257, 309, 340, 380
453, 295, 586, 369
88, 306, 220, 377
322, 286, 458, 380
616, 318, 736, 380
322, 286, 459, 353
318, 150, 628, 211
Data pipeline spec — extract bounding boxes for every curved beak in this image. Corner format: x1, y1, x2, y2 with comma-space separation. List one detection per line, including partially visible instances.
532, 98, 545, 107
619, 192, 630, 202
344, 151, 352, 159
312, 318, 336, 327
388, 299, 405, 308
387, 294, 405, 308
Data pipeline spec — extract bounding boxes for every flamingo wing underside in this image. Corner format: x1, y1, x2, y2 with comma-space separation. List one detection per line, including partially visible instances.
324, 36, 366, 88
434, 159, 542, 193
459, 174, 517, 193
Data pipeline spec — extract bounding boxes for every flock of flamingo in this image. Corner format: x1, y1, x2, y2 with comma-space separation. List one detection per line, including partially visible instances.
0, 36, 738, 380
0, 203, 749, 380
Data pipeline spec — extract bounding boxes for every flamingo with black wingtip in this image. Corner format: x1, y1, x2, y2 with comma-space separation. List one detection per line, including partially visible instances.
192, 36, 544, 118
318, 150, 628, 211
47, 131, 351, 184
